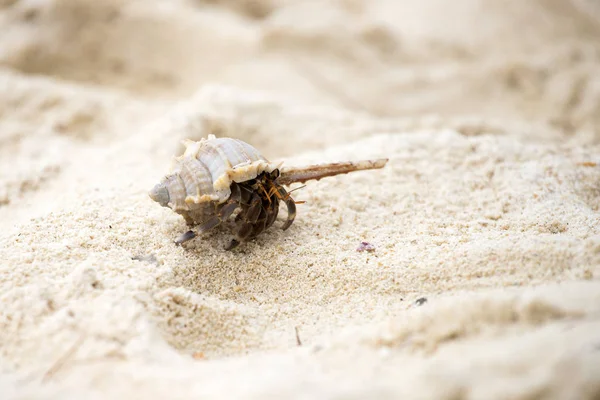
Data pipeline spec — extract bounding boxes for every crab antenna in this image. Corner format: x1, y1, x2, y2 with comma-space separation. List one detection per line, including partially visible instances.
288, 184, 307, 194
277, 159, 388, 186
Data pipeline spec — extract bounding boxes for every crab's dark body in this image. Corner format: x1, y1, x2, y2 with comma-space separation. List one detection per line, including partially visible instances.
175, 170, 296, 249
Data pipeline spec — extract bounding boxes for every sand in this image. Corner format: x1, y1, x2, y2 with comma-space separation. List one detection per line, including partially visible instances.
1, 0, 600, 398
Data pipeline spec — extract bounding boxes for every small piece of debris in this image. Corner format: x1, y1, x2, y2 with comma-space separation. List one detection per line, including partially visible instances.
192, 351, 205, 360
295, 326, 302, 346
414, 297, 428, 306
357, 241, 376, 252
131, 254, 158, 265
577, 162, 597, 168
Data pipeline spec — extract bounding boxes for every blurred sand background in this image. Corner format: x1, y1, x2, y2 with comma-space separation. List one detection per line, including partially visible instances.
1, 0, 600, 398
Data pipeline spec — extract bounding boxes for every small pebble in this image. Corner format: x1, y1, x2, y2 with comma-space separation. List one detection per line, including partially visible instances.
131, 254, 158, 264
357, 241, 376, 252
414, 297, 427, 306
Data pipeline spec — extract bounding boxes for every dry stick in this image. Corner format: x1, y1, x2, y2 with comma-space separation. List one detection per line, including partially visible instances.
278, 159, 388, 186
42, 334, 86, 383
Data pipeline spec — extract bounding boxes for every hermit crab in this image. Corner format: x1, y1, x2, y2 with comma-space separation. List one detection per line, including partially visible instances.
149, 135, 387, 250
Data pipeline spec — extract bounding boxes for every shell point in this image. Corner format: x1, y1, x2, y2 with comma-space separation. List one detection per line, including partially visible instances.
149, 183, 170, 207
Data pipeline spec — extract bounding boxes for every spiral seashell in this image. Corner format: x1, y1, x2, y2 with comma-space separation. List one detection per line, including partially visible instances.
149, 134, 277, 226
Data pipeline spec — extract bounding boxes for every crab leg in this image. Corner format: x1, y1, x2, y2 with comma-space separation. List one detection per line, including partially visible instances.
175, 230, 197, 245
274, 184, 296, 230
175, 200, 238, 245
277, 159, 388, 186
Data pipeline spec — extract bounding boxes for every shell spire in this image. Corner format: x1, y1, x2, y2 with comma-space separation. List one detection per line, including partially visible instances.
277, 158, 388, 186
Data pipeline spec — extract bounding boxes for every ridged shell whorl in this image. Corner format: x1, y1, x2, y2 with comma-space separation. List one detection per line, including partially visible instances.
149, 135, 276, 213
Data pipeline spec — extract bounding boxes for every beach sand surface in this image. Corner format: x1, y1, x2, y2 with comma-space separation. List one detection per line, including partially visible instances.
1, 0, 600, 398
